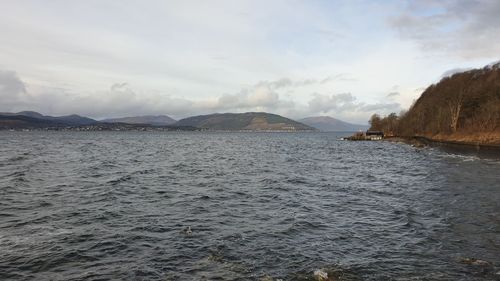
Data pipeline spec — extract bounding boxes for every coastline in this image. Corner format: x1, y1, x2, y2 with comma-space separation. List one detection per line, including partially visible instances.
384, 136, 500, 153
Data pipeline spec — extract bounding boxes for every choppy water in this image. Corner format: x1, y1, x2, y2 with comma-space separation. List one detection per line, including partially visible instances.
0, 132, 499, 281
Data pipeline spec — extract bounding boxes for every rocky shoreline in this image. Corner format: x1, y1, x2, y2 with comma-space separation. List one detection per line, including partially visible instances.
384, 136, 500, 153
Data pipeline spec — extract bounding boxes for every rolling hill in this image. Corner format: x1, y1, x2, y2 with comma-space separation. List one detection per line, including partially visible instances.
299, 116, 368, 132
101, 115, 176, 126
0, 111, 98, 128
175, 112, 315, 131
0, 114, 66, 129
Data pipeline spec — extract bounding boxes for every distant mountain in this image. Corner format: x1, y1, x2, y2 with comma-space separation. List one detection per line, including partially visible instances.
101, 115, 176, 126
0, 111, 98, 127
52, 114, 98, 126
299, 116, 368, 132
15, 111, 45, 118
0, 114, 67, 129
176, 112, 315, 131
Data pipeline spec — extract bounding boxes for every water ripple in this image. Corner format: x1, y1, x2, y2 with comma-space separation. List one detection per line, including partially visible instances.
0, 131, 499, 280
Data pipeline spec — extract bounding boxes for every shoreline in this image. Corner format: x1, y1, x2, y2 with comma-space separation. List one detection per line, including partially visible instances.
384, 136, 500, 153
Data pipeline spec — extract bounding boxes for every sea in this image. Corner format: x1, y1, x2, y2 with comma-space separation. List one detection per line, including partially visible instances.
0, 131, 499, 281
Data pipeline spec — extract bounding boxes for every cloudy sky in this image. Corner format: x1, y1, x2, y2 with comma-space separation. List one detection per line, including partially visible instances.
1, 0, 499, 123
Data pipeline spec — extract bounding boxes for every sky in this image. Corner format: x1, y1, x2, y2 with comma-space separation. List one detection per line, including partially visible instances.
0, 0, 499, 124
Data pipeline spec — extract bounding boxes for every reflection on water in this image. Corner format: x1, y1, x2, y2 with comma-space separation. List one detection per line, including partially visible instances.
0, 132, 499, 280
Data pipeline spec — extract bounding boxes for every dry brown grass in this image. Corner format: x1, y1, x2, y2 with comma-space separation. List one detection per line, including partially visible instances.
426, 131, 500, 145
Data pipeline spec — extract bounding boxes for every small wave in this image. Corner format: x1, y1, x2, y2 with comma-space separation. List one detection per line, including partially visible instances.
134, 168, 157, 175
38, 201, 53, 207
222, 233, 243, 242
260, 178, 279, 184
107, 175, 132, 185
130, 225, 170, 233
267, 264, 361, 281
286, 177, 309, 184
434, 150, 484, 163
7, 155, 28, 162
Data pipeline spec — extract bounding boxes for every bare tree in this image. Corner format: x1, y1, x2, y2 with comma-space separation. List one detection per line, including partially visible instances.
447, 89, 466, 133
474, 97, 500, 131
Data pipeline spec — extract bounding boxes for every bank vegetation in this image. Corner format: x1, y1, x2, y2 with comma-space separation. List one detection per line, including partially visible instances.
369, 62, 500, 145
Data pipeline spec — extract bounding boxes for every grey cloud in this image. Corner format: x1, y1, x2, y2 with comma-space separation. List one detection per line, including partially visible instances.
387, 92, 400, 97
320, 77, 333, 84
291, 74, 358, 86
299, 79, 317, 86
0, 70, 30, 111
255, 78, 293, 89
0, 71, 26, 95
361, 103, 401, 112
320, 73, 357, 84
255, 74, 357, 90
271, 78, 293, 89
390, 0, 500, 58
110, 82, 129, 91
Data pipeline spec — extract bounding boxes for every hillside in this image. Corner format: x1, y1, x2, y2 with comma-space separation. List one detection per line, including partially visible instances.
369, 62, 500, 145
299, 116, 368, 132
0, 115, 66, 129
0, 111, 98, 128
175, 112, 315, 131
101, 115, 176, 126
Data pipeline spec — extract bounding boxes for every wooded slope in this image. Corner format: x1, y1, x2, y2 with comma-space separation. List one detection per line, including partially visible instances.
369, 62, 500, 144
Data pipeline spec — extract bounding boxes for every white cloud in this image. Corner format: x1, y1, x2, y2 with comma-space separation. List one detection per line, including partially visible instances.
0, 1, 497, 124
0, 71, 402, 123
308, 93, 357, 113
307, 92, 401, 119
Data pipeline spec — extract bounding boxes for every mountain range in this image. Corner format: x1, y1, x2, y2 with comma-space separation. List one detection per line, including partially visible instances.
298, 116, 368, 132
0, 111, 366, 132
0, 111, 97, 128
